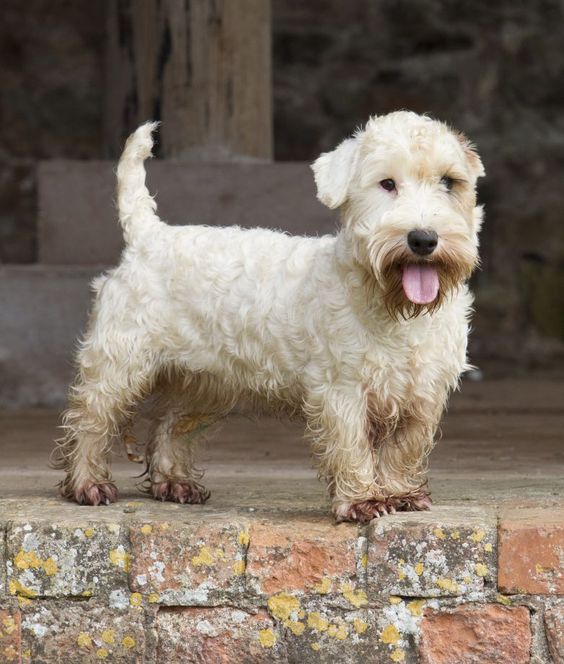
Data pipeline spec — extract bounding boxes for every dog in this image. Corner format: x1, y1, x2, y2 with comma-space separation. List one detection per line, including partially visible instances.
54, 111, 484, 522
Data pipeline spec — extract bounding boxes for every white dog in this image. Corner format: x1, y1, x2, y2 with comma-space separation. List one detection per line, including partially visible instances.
54, 111, 484, 522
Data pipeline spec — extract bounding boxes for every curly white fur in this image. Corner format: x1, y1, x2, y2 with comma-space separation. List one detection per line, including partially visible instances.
54, 112, 484, 521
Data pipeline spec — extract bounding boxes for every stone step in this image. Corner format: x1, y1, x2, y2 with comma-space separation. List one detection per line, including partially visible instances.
38, 160, 336, 265
0, 265, 102, 408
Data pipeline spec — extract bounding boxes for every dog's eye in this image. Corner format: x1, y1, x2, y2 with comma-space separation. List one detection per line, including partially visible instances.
440, 175, 455, 190
380, 178, 396, 192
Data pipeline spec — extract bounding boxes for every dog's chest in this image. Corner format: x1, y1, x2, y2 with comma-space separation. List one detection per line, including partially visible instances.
363, 307, 468, 414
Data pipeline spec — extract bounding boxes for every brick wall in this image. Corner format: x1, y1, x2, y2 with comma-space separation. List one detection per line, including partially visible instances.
0, 505, 561, 662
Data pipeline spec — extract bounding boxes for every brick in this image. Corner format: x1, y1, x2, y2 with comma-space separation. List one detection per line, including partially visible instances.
19, 602, 145, 664
368, 508, 496, 599
246, 518, 363, 600
129, 518, 248, 605
498, 509, 564, 594
274, 601, 418, 664
157, 606, 286, 663
6, 522, 128, 599
419, 604, 531, 664
544, 605, 564, 663
0, 608, 21, 663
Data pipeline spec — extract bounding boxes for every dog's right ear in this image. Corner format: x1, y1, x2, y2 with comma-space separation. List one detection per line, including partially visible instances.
311, 137, 359, 209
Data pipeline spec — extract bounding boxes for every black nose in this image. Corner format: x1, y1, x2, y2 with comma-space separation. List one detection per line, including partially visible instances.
407, 229, 438, 256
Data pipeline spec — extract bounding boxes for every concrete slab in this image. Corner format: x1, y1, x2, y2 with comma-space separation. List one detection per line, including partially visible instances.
38, 160, 338, 265
1, 380, 562, 510
0, 265, 101, 408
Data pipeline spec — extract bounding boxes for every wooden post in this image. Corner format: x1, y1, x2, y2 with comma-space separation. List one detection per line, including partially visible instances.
104, 0, 272, 161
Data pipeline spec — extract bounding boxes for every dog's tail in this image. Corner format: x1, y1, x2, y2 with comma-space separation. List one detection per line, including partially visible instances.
116, 121, 163, 244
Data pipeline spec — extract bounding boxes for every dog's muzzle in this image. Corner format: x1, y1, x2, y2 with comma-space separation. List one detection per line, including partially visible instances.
401, 230, 440, 305
407, 229, 438, 256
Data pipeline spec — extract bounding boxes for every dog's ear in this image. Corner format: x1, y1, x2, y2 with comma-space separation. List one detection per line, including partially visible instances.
311, 137, 359, 209
457, 132, 485, 179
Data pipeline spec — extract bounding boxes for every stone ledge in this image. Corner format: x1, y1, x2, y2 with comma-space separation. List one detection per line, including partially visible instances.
0, 502, 561, 663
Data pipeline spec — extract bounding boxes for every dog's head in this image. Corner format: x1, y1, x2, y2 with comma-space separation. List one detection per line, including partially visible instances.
312, 111, 484, 318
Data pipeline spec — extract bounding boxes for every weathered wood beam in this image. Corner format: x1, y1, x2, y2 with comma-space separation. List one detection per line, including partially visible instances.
105, 0, 272, 161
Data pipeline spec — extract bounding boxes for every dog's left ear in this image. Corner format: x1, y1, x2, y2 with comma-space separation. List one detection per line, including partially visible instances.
311, 137, 359, 209
457, 132, 485, 179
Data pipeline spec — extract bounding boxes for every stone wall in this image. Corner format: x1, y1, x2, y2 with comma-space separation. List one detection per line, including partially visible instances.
0, 503, 561, 662
2, 0, 564, 367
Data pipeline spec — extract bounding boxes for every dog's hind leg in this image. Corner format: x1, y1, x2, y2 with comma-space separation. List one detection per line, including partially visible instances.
53, 329, 157, 505
145, 408, 217, 504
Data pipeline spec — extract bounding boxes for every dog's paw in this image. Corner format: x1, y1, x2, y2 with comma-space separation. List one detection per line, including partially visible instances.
150, 480, 210, 505
69, 481, 119, 506
334, 498, 399, 523
396, 491, 432, 512
334, 491, 432, 523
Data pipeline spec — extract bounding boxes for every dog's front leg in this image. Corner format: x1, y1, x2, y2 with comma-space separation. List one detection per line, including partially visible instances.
307, 390, 436, 523
305, 388, 380, 523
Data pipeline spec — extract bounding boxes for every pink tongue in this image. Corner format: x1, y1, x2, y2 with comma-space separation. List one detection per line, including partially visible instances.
402, 264, 439, 304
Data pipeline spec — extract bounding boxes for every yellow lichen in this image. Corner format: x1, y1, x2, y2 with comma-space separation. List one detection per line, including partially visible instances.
148, 593, 159, 603
353, 618, 368, 635
84, 528, 94, 538
391, 648, 406, 662
43, 558, 58, 576
414, 562, 424, 576
17, 596, 33, 608
398, 570, 406, 581
389, 596, 402, 605
159, 522, 170, 531
484, 543, 493, 552
340, 583, 368, 608
380, 624, 400, 645
4, 645, 18, 662
77, 633, 93, 648
361, 553, 368, 569
333, 624, 348, 641
258, 628, 276, 647
3, 617, 16, 634
496, 594, 512, 606
307, 612, 329, 632
122, 636, 136, 649
237, 531, 250, 546
109, 547, 131, 572
314, 577, 331, 594
535, 564, 545, 574
469, 529, 485, 543
407, 599, 426, 617
140, 524, 152, 535
287, 620, 305, 636
450, 530, 460, 540
232, 560, 245, 576
8, 580, 37, 598
436, 578, 458, 593
310, 642, 321, 651
96, 648, 109, 659
22, 649, 31, 660
14, 549, 42, 570
101, 630, 115, 645
433, 528, 446, 540
129, 593, 143, 607
191, 546, 215, 567
475, 563, 488, 577
106, 523, 120, 534
267, 593, 301, 622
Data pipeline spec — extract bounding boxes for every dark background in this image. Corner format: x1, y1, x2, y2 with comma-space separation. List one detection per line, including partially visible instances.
2, 0, 564, 372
